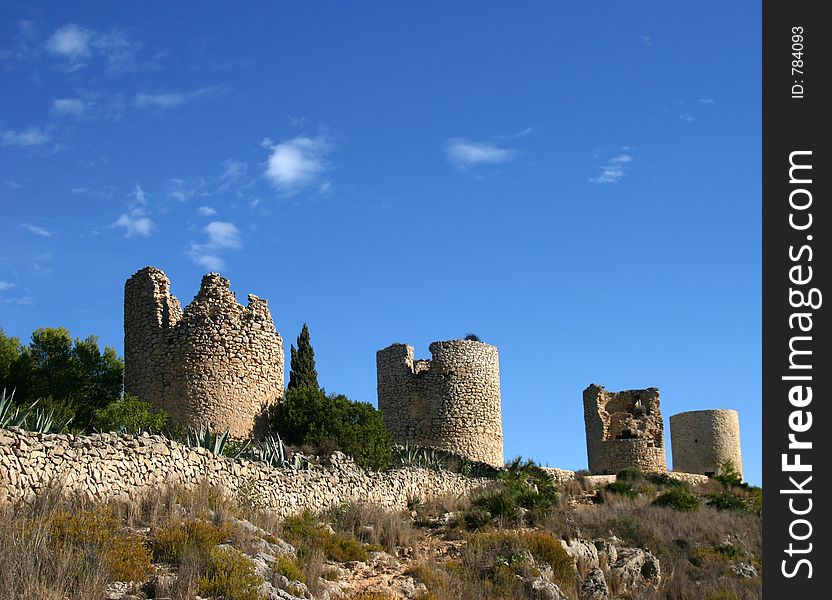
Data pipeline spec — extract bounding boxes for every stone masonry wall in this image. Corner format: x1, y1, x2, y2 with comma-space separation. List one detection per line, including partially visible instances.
583, 384, 667, 474
0, 428, 487, 517
377, 340, 503, 467
670, 410, 743, 479
125, 267, 284, 438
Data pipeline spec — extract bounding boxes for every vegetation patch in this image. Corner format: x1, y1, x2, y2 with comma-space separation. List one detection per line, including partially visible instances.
281, 510, 368, 562
652, 487, 700, 511
197, 546, 263, 600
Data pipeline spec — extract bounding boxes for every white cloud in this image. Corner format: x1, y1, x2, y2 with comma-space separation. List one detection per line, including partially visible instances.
0, 281, 15, 291
590, 153, 633, 184
113, 210, 153, 237
187, 220, 242, 271
45, 24, 92, 61
698, 98, 716, 105
197, 206, 217, 217
45, 24, 138, 72
640, 34, 653, 45
52, 98, 86, 117
21, 223, 52, 237
190, 252, 225, 271
217, 159, 247, 191
680, 113, 696, 123
113, 184, 153, 237
445, 138, 516, 169
264, 135, 332, 194
136, 87, 217, 109
2, 127, 50, 147
204, 221, 241, 249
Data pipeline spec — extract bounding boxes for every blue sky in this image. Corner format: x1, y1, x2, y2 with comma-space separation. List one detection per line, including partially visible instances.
0, 3, 762, 483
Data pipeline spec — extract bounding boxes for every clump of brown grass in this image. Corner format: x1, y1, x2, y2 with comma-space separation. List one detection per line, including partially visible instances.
330, 501, 414, 555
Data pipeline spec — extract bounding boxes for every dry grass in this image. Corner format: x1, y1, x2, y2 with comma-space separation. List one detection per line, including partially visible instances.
330, 501, 415, 555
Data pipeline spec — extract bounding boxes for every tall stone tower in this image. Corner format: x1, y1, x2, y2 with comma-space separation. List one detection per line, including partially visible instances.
583, 384, 667, 474
124, 266, 284, 437
376, 339, 504, 467
670, 410, 743, 479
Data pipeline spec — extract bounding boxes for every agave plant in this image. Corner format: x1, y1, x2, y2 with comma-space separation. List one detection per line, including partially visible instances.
246, 433, 310, 470
1, 389, 66, 434
186, 424, 230, 454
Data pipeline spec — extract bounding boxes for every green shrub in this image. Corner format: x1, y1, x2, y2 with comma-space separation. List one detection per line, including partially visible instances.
152, 519, 230, 563
714, 461, 743, 488
653, 487, 700, 511
646, 473, 687, 488
93, 394, 169, 434
274, 555, 306, 583
281, 511, 368, 562
616, 467, 644, 482
271, 386, 391, 469
706, 492, 747, 512
198, 547, 263, 600
49, 509, 153, 582
521, 531, 576, 591
604, 481, 637, 498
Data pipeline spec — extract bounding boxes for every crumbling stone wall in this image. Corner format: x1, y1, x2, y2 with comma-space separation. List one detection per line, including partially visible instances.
670, 409, 743, 479
124, 267, 284, 438
0, 428, 487, 517
377, 340, 504, 467
583, 384, 667, 474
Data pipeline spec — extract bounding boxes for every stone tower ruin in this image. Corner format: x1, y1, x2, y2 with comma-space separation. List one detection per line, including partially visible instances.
124, 266, 284, 437
583, 384, 667, 474
670, 409, 743, 479
376, 339, 504, 467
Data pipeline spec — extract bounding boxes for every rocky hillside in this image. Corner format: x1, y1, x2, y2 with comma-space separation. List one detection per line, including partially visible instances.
0, 462, 761, 600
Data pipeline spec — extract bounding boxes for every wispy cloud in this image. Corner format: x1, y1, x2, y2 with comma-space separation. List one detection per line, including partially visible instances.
698, 98, 716, 105
263, 135, 333, 194
20, 223, 52, 237
51, 97, 87, 117
217, 159, 247, 192
445, 138, 517, 169
45, 23, 92, 63
2, 127, 50, 147
497, 127, 533, 140
0, 281, 15, 292
639, 34, 653, 46
45, 23, 139, 72
197, 206, 217, 217
136, 87, 218, 109
187, 220, 242, 271
679, 113, 696, 123
112, 184, 154, 237
590, 153, 633, 184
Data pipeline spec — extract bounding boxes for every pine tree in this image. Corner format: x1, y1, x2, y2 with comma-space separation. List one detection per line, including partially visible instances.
288, 323, 319, 390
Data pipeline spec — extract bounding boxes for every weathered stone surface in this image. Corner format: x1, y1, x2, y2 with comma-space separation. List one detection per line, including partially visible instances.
583, 384, 666, 474
560, 538, 600, 571
0, 428, 487, 517
377, 340, 503, 466
670, 409, 743, 479
610, 547, 661, 590
731, 561, 758, 578
531, 577, 568, 600
124, 267, 284, 438
580, 567, 609, 600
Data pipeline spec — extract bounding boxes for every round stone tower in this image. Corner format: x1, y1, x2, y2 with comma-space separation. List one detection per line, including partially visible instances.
124, 267, 284, 438
377, 339, 504, 467
670, 409, 743, 479
583, 384, 667, 474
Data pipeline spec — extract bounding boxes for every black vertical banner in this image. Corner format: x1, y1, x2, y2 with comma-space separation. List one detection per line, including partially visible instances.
763, 2, 830, 596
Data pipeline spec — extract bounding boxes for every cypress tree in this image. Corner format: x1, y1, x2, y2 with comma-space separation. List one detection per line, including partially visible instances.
288, 323, 319, 390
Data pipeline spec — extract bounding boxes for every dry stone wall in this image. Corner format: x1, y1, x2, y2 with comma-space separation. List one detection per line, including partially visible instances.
0, 428, 488, 516
377, 340, 504, 467
670, 409, 743, 479
583, 384, 667, 474
125, 267, 284, 438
